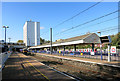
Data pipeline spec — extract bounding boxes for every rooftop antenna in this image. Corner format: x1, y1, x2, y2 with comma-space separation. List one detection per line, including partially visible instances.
30, 19, 32, 22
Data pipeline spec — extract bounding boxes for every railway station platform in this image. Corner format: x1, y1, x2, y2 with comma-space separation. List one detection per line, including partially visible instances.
36, 53, 120, 68
2, 53, 78, 81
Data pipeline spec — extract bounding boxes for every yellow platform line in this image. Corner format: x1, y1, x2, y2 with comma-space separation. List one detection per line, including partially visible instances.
26, 60, 50, 81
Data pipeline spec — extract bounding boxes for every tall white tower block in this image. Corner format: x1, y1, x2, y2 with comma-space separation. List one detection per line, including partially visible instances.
23, 20, 40, 46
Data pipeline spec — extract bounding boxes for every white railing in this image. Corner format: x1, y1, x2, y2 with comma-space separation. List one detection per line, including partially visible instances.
0, 52, 12, 71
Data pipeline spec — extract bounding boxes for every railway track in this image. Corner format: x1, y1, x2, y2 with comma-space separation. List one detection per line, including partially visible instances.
31, 55, 93, 80
17, 53, 82, 81
30, 54, 120, 81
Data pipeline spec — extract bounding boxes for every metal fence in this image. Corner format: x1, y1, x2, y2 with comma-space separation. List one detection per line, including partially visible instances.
34, 50, 120, 62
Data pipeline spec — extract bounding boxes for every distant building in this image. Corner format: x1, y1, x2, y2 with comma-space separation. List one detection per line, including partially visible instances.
23, 20, 40, 46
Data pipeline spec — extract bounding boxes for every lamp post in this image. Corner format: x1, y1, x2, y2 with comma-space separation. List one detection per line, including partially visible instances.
108, 44, 111, 62
97, 31, 103, 60
50, 28, 52, 54
3, 26, 9, 45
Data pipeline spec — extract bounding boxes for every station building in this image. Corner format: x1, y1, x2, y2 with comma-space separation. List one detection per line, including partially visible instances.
29, 33, 101, 52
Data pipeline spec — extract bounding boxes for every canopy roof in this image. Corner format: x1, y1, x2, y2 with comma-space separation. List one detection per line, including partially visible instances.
30, 33, 100, 49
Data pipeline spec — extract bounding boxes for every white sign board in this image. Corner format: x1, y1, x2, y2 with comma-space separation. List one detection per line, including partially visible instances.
91, 52, 95, 55
111, 46, 116, 53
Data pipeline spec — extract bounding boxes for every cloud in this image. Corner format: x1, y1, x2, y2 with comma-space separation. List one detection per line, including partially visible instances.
40, 27, 44, 29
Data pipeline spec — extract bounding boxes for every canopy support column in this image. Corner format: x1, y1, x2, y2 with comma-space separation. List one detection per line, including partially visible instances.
63, 45, 65, 56
74, 45, 76, 51
92, 43, 94, 52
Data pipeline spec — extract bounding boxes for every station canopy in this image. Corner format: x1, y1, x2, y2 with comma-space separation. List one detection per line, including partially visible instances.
29, 33, 101, 49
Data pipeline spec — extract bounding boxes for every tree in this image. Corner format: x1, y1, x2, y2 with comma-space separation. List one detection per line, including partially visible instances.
111, 32, 120, 48
40, 37, 45, 44
40, 37, 50, 45
17, 40, 23, 43
45, 40, 50, 43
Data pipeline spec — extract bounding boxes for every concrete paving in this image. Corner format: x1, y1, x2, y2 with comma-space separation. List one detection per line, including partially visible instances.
2, 53, 77, 80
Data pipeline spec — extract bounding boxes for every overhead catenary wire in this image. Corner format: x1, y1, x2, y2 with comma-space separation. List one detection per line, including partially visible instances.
40, 0, 103, 36
84, 25, 119, 36
70, 16, 119, 35
54, 16, 119, 40
86, 16, 119, 28
40, 30, 49, 36
56, 25, 119, 41
95, 27, 119, 35
61, 16, 119, 36
54, 10, 119, 36
54, 0, 103, 28
91, 25, 119, 33
79, 25, 119, 36
97, 27, 119, 33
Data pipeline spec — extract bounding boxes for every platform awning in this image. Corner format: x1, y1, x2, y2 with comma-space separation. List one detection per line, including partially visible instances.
29, 33, 101, 49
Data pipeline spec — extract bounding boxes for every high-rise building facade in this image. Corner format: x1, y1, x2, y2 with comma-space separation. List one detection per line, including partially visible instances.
23, 20, 40, 46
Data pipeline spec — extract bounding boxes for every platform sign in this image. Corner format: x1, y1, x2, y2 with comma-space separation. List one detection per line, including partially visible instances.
111, 46, 116, 53
90, 52, 95, 55
100, 35, 111, 44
